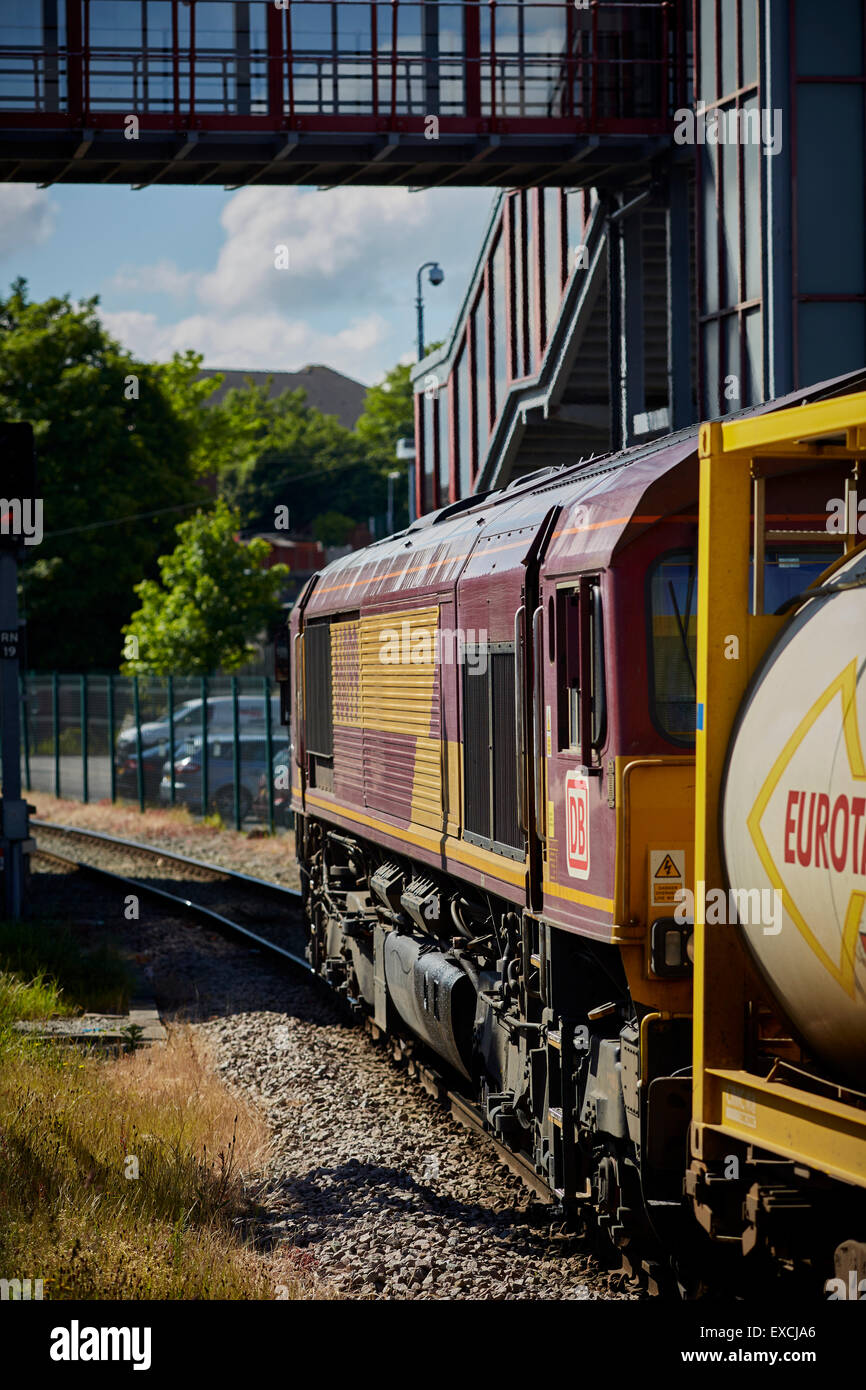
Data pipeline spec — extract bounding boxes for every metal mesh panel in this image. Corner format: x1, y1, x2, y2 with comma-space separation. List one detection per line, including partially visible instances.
305, 621, 333, 756
491, 650, 521, 850
19, 672, 286, 829
462, 659, 490, 839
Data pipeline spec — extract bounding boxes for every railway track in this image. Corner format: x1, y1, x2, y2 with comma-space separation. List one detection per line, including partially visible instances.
31, 819, 309, 970
30, 819, 556, 1211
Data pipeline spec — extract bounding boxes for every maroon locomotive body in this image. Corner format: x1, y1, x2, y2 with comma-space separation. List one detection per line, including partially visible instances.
286, 421, 841, 1283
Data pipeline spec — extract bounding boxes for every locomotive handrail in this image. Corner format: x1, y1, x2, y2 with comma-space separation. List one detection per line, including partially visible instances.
514, 604, 526, 833
293, 631, 304, 771
531, 605, 544, 837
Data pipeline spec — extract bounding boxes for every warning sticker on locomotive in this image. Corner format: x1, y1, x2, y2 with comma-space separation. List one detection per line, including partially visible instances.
565, 771, 590, 879
650, 849, 685, 905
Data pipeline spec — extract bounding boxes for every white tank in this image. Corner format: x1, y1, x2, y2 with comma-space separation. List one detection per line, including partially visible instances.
722, 548, 866, 1079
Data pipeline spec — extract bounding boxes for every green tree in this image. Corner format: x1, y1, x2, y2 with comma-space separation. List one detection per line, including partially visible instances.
355, 360, 415, 463
156, 357, 281, 479
121, 500, 289, 676
311, 510, 356, 546
355, 353, 442, 532
220, 389, 385, 534
0, 280, 206, 670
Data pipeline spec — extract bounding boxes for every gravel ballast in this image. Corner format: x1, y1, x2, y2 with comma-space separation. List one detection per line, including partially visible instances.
30, 814, 632, 1301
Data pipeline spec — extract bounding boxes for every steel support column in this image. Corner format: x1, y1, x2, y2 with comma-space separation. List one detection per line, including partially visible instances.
763, 0, 793, 398
608, 196, 645, 451
234, 3, 252, 117
667, 163, 693, 430
424, 2, 440, 117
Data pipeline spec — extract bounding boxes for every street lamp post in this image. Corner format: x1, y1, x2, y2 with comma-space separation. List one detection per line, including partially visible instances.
416, 261, 445, 361
386, 469, 401, 534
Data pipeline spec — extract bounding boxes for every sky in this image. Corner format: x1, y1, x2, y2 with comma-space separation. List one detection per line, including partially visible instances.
0, 180, 497, 386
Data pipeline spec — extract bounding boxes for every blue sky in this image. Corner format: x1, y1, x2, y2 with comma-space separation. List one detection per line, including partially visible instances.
0, 181, 497, 385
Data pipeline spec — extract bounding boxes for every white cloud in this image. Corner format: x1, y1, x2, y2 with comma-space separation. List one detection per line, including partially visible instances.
196, 185, 434, 313
100, 184, 495, 380
100, 306, 390, 381
110, 260, 199, 297
0, 185, 57, 259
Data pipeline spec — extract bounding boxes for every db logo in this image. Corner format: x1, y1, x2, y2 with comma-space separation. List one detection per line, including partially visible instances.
565, 771, 590, 879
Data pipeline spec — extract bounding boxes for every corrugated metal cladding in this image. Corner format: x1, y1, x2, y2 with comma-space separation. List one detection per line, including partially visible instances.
332, 618, 364, 806
305, 621, 333, 756
323, 607, 443, 826
463, 656, 491, 839
491, 652, 521, 850
359, 607, 443, 830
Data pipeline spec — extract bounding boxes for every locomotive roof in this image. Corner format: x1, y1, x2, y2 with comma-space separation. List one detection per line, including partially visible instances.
302, 365, 866, 617
304, 430, 699, 614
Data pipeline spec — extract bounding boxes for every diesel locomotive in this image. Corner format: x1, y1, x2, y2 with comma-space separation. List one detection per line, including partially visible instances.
282, 378, 866, 1296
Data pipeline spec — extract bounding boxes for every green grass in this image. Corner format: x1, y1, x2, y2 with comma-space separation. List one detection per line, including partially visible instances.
0, 918, 134, 1016
0, 970, 72, 1028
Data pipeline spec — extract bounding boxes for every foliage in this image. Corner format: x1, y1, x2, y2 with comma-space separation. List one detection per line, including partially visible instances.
0, 275, 429, 671
355, 359, 415, 462
311, 510, 356, 546
219, 388, 386, 534
121, 499, 289, 676
0, 970, 72, 1028
0, 916, 132, 1016
0, 280, 206, 670
155, 358, 288, 480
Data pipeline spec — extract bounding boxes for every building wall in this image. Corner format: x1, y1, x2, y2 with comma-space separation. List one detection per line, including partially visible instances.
413, 187, 590, 514
696, 0, 866, 415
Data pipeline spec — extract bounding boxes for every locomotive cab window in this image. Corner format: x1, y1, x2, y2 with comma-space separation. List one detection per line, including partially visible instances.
557, 577, 606, 761
647, 550, 697, 745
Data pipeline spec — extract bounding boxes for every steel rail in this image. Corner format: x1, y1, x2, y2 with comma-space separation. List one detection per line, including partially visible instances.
31, 819, 301, 901
32, 843, 312, 973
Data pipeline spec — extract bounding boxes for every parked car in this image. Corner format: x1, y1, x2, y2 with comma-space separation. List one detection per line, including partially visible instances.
115, 738, 176, 800
115, 694, 281, 797
159, 733, 289, 821
253, 746, 294, 827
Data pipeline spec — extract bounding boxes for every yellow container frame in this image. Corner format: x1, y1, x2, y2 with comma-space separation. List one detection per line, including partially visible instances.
694, 391, 866, 1187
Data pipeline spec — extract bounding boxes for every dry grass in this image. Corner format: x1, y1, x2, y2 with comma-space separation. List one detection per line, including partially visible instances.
109, 1028, 268, 1178
0, 1026, 325, 1300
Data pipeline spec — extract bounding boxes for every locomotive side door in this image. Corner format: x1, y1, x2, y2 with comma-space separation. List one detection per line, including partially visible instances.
537, 572, 613, 934
521, 506, 562, 911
